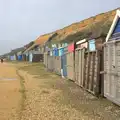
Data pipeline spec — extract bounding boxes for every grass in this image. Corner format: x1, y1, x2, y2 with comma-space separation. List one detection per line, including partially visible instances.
21, 63, 55, 78
7, 61, 20, 64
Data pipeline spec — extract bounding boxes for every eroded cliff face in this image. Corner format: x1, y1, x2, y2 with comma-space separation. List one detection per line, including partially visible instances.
35, 33, 53, 45
55, 9, 116, 38
36, 8, 118, 43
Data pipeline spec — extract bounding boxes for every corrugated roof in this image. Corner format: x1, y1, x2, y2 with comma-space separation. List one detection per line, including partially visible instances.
8, 47, 25, 55
23, 33, 53, 53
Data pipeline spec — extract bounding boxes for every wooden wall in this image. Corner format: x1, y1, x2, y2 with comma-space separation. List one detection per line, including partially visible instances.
54, 56, 61, 75
83, 51, 101, 95
104, 40, 120, 106
66, 52, 75, 81
75, 48, 85, 86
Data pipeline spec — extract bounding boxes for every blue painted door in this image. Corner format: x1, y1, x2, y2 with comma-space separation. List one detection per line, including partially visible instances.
10, 56, 14, 60
59, 48, 64, 56
18, 55, 22, 61
61, 54, 67, 77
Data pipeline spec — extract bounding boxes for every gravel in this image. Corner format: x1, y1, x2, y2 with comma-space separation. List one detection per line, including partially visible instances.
17, 64, 120, 120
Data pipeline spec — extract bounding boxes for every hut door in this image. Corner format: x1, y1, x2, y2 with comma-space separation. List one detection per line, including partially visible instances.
75, 48, 85, 86
61, 54, 67, 77
104, 41, 120, 105
29, 53, 33, 62
66, 52, 74, 81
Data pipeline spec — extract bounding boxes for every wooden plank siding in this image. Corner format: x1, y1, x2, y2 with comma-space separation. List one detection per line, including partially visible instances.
47, 55, 54, 72
54, 56, 61, 75
66, 43, 75, 80
32, 54, 43, 62
66, 52, 75, 81
75, 48, 85, 87
83, 50, 101, 95
44, 52, 48, 67
104, 40, 120, 106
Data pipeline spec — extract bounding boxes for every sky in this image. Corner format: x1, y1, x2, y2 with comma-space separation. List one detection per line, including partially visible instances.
0, 0, 120, 54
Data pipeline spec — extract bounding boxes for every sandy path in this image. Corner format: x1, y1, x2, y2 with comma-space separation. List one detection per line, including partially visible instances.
0, 63, 20, 120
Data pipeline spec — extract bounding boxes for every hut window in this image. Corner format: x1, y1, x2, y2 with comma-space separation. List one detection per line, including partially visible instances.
89, 39, 95, 51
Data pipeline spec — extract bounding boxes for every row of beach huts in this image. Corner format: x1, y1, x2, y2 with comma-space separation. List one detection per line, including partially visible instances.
1, 9, 120, 106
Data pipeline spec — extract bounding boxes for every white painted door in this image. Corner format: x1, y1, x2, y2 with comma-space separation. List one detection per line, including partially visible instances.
29, 53, 33, 62
104, 40, 120, 105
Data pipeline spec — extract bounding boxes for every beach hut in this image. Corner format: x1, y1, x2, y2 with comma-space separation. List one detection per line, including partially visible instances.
23, 44, 34, 62
17, 50, 24, 61
9, 47, 24, 61
61, 45, 68, 78
104, 10, 120, 105
23, 41, 35, 62
43, 33, 63, 75
75, 39, 87, 86
66, 42, 75, 81
59, 18, 114, 95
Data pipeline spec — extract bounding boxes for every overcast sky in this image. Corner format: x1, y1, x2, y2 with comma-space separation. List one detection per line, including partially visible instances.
0, 0, 120, 54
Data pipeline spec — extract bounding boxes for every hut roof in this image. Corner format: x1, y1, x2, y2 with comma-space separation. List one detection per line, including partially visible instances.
23, 43, 36, 53
11, 47, 24, 55
0, 52, 11, 59
35, 33, 54, 45
23, 33, 54, 53
106, 9, 120, 42
45, 33, 58, 45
